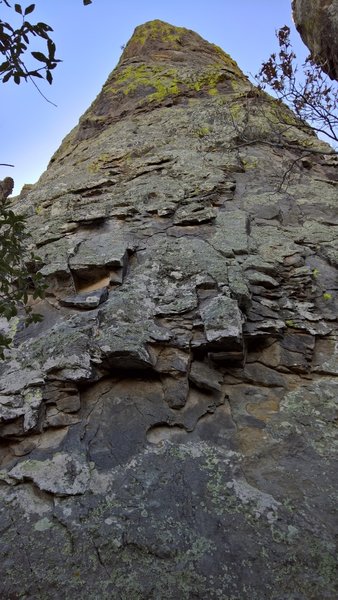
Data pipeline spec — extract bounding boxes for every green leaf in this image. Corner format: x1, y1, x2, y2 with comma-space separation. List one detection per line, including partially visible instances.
14, 4, 22, 14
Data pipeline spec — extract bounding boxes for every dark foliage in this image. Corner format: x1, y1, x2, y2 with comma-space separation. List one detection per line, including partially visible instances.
0, 184, 46, 357
257, 26, 337, 146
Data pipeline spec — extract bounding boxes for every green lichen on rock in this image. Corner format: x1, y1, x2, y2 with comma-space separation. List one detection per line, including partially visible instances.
229, 99, 245, 121
100, 20, 247, 108
128, 19, 186, 47
105, 62, 240, 105
268, 380, 338, 457
194, 126, 211, 138
211, 43, 246, 78
188, 65, 226, 95
124, 20, 247, 81
106, 64, 180, 102
87, 152, 123, 174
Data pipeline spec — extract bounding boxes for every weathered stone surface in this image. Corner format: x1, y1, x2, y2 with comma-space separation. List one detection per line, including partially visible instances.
292, 0, 338, 80
60, 287, 109, 309
189, 360, 223, 392
200, 295, 243, 350
0, 20, 337, 599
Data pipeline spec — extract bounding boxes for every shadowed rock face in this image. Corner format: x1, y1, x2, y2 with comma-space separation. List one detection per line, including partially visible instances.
0, 20, 337, 599
292, 0, 338, 81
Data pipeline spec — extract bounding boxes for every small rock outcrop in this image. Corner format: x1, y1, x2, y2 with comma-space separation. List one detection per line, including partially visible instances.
0, 20, 337, 599
292, 0, 338, 80
0, 177, 14, 200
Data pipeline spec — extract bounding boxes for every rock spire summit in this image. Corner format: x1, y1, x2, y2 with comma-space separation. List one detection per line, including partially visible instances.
120, 19, 243, 71
69, 20, 248, 142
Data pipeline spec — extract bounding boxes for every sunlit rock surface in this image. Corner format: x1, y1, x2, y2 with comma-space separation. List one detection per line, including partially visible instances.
1, 20, 337, 599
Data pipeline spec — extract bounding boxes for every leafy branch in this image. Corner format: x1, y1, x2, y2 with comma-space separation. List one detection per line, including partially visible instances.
0, 1, 92, 87
256, 25, 337, 147
0, 181, 46, 357
0, 2, 61, 86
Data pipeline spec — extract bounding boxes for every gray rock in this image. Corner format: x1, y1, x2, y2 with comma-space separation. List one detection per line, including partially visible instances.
211, 210, 249, 257
0, 19, 337, 600
189, 360, 223, 392
200, 295, 244, 350
60, 287, 109, 309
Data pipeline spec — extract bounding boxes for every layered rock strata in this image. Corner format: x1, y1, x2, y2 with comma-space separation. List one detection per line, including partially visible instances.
0, 20, 337, 599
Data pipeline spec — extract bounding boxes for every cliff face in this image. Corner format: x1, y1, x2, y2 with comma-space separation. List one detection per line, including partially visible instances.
1, 21, 337, 599
292, 0, 338, 80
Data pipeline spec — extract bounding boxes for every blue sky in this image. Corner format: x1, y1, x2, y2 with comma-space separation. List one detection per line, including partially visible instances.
2, 0, 309, 195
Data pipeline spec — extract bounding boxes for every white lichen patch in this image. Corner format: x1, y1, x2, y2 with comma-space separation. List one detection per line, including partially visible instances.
8, 453, 92, 496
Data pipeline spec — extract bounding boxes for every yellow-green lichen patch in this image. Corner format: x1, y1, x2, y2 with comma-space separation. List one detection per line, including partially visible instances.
225, 90, 316, 150
263, 97, 304, 129
230, 79, 244, 93
229, 100, 245, 121
194, 126, 211, 138
241, 157, 258, 170
285, 319, 297, 328
212, 44, 245, 78
189, 65, 227, 94
87, 152, 116, 174
107, 64, 180, 103
106, 62, 235, 106
130, 20, 186, 47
